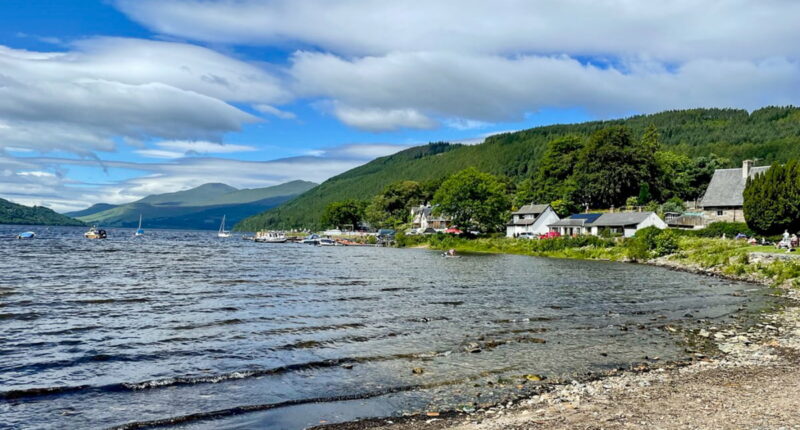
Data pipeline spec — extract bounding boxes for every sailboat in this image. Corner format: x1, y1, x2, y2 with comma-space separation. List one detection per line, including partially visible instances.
134, 214, 144, 237
218, 215, 231, 238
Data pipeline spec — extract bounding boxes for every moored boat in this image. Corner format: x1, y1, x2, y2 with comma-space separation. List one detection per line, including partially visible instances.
301, 233, 320, 245
84, 226, 107, 239
317, 238, 336, 246
218, 215, 231, 238
254, 231, 287, 243
134, 214, 144, 237
16, 231, 35, 240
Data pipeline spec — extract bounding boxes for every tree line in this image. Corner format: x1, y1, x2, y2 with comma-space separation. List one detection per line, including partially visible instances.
321, 124, 734, 233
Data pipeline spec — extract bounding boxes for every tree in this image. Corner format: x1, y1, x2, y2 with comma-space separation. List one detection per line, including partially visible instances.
637, 183, 652, 206
363, 180, 426, 228
743, 160, 800, 235
550, 199, 577, 217
432, 167, 510, 233
321, 199, 365, 230
531, 135, 584, 202
573, 126, 659, 208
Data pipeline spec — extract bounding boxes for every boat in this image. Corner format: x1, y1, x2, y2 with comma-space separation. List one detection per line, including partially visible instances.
134, 214, 144, 237
301, 233, 320, 245
254, 231, 287, 243
317, 238, 336, 246
84, 225, 107, 239
218, 215, 231, 238
16, 231, 35, 240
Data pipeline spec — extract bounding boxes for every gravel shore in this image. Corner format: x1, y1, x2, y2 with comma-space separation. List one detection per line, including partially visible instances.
316, 276, 800, 430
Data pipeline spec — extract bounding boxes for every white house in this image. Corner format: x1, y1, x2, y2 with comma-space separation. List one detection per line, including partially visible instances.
506, 204, 561, 237
548, 212, 667, 238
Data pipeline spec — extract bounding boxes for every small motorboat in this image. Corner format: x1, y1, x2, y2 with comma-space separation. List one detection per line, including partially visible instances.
84, 226, 107, 239
317, 238, 336, 246
16, 231, 35, 240
301, 234, 320, 245
254, 231, 287, 243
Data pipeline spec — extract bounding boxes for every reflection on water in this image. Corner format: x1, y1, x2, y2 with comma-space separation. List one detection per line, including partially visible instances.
0, 226, 773, 429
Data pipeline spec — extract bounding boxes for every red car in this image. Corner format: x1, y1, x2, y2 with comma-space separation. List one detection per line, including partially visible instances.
539, 231, 561, 239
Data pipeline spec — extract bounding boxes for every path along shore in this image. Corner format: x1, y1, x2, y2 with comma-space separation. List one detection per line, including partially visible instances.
317, 257, 800, 430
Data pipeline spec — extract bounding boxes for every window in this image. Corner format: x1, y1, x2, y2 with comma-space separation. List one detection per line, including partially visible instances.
716, 210, 724, 216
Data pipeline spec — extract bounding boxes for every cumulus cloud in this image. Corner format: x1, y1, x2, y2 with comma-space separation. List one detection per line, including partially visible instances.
0, 38, 286, 154
116, 0, 800, 61
291, 51, 800, 127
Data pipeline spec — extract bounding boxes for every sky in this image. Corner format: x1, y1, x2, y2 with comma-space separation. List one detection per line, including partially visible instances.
1, 1, 799, 212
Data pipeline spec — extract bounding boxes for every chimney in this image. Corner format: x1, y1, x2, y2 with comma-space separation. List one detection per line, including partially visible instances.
742, 159, 753, 179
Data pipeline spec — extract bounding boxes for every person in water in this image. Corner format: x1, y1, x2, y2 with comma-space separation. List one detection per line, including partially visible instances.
446, 249, 456, 256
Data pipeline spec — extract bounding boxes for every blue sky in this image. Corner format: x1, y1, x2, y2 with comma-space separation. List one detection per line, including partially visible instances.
0, 0, 798, 211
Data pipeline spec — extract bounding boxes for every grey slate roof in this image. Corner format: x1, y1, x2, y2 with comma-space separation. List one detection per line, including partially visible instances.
511, 204, 549, 215
700, 166, 769, 208
548, 218, 587, 227
590, 212, 654, 227
507, 218, 537, 226
548, 212, 656, 228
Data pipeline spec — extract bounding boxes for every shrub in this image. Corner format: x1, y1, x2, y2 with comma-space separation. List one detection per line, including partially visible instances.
697, 222, 755, 238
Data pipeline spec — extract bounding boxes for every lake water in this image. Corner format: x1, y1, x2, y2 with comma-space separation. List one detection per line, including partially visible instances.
0, 226, 774, 429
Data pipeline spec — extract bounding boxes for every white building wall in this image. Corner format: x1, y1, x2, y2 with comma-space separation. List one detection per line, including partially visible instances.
531, 208, 560, 235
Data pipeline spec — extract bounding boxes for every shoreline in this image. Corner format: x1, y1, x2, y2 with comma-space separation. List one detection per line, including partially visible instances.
315, 247, 799, 430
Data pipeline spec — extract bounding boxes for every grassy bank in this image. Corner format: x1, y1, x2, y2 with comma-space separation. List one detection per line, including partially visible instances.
397, 231, 800, 288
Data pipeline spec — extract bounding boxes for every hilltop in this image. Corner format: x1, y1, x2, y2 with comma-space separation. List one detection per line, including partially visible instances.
69, 180, 316, 230
237, 106, 800, 230
0, 198, 84, 226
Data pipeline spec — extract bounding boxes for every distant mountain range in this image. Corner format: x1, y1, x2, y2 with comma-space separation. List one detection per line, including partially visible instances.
67, 180, 317, 230
237, 106, 800, 230
0, 198, 84, 226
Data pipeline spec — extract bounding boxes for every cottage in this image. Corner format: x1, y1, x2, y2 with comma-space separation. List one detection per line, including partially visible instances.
549, 212, 666, 238
506, 204, 560, 237
700, 160, 769, 223
410, 204, 451, 232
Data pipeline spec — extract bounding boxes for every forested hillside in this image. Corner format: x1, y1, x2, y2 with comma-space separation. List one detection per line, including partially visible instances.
0, 198, 84, 226
237, 106, 800, 231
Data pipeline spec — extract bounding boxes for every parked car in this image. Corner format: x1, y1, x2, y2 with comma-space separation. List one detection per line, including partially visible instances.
517, 232, 537, 239
539, 231, 561, 239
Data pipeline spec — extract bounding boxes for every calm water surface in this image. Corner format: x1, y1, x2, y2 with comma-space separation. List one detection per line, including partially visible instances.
0, 226, 774, 429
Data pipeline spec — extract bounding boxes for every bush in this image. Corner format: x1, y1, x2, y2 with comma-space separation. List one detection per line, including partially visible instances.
631, 226, 679, 258
695, 222, 755, 238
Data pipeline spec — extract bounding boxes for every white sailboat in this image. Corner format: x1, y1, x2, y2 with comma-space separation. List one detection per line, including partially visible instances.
134, 214, 144, 236
218, 215, 231, 238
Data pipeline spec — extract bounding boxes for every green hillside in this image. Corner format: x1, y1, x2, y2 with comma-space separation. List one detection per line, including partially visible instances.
237, 106, 800, 231
73, 180, 317, 230
0, 198, 84, 226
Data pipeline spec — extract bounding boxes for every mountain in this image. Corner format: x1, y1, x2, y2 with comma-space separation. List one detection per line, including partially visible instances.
66, 203, 119, 218
70, 180, 317, 230
0, 198, 84, 226
237, 106, 800, 230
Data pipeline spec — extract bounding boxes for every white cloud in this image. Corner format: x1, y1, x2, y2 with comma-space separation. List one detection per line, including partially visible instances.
331, 105, 437, 132
291, 51, 800, 127
117, 0, 800, 61
0, 38, 287, 154
134, 149, 186, 159
156, 140, 257, 154
0, 141, 410, 212
255, 104, 297, 120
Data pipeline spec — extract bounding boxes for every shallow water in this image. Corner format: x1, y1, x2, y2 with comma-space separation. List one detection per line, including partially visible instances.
0, 226, 774, 429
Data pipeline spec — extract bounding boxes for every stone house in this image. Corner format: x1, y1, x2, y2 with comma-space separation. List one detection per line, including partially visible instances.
410, 204, 451, 231
700, 160, 769, 223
